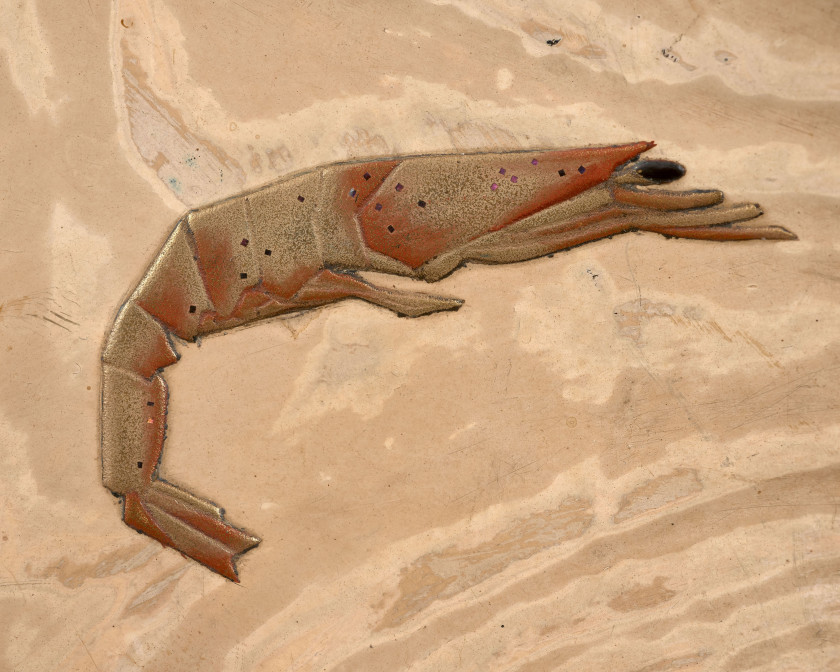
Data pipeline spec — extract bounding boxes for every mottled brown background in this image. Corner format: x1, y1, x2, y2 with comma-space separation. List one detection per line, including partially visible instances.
1, 1, 838, 670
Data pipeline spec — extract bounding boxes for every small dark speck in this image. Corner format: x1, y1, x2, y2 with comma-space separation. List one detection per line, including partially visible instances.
241, 238, 249, 247
546, 38, 561, 46
265, 249, 272, 256
297, 195, 305, 202
500, 624, 505, 628
137, 462, 143, 468
578, 165, 586, 174
363, 172, 371, 180
417, 200, 426, 208
395, 183, 404, 192
147, 401, 155, 406
558, 169, 566, 176
375, 203, 383, 211
189, 305, 196, 313
387, 225, 395, 233
240, 272, 248, 279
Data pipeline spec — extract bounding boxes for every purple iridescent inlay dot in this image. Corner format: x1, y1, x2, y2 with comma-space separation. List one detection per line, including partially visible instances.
511, 176, 518, 183
531, 159, 538, 165
491, 183, 498, 191
395, 183, 403, 192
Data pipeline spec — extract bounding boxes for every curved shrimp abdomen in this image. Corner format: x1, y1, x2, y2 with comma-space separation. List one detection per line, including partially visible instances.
101, 214, 264, 580
101, 220, 207, 496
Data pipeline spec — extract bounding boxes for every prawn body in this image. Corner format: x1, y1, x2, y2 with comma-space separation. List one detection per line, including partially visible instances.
102, 142, 794, 581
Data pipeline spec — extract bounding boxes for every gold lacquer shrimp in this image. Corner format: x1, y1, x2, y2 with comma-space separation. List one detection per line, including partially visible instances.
102, 142, 795, 581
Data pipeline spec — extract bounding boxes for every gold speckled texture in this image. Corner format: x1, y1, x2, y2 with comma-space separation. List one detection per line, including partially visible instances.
101, 365, 167, 493
188, 199, 258, 318
246, 171, 325, 298
102, 301, 178, 377
132, 221, 214, 341
1, 0, 839, 670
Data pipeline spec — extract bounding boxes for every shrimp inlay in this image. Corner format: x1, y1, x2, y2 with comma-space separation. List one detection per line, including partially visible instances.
101, 143, 796, 581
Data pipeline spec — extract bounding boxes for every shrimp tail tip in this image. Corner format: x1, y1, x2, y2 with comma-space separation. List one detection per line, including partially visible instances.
123, 482, 260, 582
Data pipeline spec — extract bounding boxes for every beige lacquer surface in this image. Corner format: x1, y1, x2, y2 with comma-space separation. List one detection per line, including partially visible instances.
1, 1, 838, 670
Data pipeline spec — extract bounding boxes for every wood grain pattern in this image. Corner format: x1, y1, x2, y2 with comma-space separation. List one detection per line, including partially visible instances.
1, 0, 838, 670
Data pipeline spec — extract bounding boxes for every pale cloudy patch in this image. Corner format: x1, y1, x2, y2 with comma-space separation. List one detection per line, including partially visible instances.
272, 302, 479, 438
429, 0, 840, 100
50, 202, 114, 341
514, 259, 634, 404
0, 0, 63, 119
496, 67, 514, 91
513, 254, 837, 404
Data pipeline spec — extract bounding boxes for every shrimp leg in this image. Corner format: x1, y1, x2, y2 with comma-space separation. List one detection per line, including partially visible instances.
292, 269, 464, 317
452, 202, 774, 266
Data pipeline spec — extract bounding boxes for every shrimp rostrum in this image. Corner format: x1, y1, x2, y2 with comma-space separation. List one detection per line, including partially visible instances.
102, 142, 796, 581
